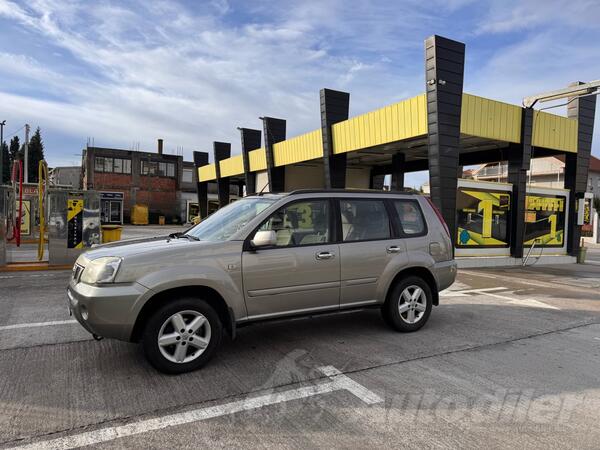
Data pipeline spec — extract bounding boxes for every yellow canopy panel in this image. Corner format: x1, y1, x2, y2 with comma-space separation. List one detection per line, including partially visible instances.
273, 129, 323, 166
532, 110, 578, 153
460, 94, 522, 143
332, 93, 427, 154
220, 154, 244, 177
248, 147, 267, 172
198, 164, 217, 182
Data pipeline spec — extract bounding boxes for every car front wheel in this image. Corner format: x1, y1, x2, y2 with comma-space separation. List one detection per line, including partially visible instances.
142, 298, 222, 374
382, 276, 433, 332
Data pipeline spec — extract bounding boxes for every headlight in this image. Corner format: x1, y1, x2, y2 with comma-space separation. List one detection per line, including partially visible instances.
80, 257, 122, 284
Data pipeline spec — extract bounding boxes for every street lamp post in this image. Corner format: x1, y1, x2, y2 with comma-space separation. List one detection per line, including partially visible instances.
0, 120, 5, 184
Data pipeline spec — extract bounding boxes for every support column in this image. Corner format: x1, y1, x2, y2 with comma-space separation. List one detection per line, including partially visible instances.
236, 180, 245, 198
425, 35, 465, 249
391, 153, 405, 190
320, 88, 350, 188
239, 128, 261, 195
369, 170, 385, 190
193, 151, 209, 219
213, 142, 231, 207
507, 108, 533, 258
261, 117, 286, 192
565, 81, 597, 256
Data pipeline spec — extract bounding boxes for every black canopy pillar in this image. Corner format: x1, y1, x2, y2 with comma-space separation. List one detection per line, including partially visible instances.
565, 82, 597, 256
320, 88, 350, 188
261, 117, 286, 192
239, 128, 261, 195
193, 151, 209, 219
213, 142, 231, 207
425, 35, 466, 250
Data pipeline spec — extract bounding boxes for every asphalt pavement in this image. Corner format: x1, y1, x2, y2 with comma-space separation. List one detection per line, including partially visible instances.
586, 246, 600, 264
1, 245, 600, 449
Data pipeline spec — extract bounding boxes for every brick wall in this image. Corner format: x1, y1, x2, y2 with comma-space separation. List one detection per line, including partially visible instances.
92, 172, 179, 222
84, 146, 184, 223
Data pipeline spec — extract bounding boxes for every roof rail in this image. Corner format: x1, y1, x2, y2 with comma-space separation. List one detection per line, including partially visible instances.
287, 188, 418, 195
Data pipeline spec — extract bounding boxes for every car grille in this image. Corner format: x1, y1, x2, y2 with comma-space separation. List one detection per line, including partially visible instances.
72, 264, 84, 283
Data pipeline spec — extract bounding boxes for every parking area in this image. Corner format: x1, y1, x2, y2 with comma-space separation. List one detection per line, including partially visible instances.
1, 247, 600, 448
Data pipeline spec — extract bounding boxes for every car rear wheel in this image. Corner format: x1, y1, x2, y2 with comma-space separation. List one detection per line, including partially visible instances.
142, 298, 222, 374
382, 275, 433, 332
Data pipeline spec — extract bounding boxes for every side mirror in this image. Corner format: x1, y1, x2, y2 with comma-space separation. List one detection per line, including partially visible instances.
251, 230, 277, 248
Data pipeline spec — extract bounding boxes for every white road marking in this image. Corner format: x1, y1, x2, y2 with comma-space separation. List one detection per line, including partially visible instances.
0, 320, 77, 331
0, 273, 68, 280
478, 291, 559, 310
9, 365, 382, 450
440, 286, 559, 309
440, 287, 507, 297
459, 270, 555, 289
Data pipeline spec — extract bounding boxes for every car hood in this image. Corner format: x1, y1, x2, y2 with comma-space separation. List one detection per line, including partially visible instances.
82, 235, 194, 260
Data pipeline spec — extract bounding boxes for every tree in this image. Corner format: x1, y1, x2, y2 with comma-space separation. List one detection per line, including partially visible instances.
27, 127, 45, 183
9, 135, 20, 169
1, 141, 9, 184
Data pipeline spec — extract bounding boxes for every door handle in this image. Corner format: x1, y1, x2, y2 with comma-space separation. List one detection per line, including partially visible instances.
387, 245, 401, 254
315, 251, 334, 260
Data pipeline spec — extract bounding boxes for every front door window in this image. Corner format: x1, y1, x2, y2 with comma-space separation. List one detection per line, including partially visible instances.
257, 200, 331, 247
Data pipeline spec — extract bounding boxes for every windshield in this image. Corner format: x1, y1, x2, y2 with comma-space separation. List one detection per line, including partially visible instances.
185, 197, 278, 242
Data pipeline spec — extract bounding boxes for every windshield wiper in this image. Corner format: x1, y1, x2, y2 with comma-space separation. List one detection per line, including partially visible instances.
168, 232, 200, 241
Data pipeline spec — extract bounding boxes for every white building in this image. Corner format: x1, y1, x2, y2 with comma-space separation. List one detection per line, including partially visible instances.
470, 155, 600, 193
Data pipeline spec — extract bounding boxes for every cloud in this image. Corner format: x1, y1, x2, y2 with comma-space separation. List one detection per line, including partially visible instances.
476, 0, 600, 34
0, 0, 598, 181
0, 0, 437, 162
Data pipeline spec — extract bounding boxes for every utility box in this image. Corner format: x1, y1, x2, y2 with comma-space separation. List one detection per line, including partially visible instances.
101, 225, 123, 243
131, 204, 149, 225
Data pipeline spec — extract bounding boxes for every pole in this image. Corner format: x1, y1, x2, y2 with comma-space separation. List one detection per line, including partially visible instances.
24, 124, 30, 184
0, 120, 5, 184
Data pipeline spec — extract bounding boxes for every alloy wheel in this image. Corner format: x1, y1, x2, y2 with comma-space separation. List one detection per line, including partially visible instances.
397, 285, 427, 324
157, 310, 212, 364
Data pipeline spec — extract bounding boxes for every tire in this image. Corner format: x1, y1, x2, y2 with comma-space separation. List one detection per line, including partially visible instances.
382, 275, 433, 332
142, 297, 222, 374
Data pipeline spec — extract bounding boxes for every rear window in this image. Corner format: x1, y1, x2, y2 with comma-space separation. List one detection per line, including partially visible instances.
393, 200, 426, 236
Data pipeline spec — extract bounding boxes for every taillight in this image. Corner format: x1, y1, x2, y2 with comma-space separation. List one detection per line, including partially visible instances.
425, 196, 451, 238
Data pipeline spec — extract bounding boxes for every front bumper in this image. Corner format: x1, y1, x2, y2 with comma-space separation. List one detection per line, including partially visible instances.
67, 280, 150, 341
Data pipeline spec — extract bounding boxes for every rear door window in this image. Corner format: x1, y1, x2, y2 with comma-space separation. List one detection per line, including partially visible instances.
393, 200, 426, 236
339, 199, 391, 242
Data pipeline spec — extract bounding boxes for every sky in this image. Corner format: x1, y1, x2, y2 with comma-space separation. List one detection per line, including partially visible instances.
0, 0, 599, 189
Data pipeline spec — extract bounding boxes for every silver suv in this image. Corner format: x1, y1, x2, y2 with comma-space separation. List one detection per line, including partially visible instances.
68, 190, 456, 373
